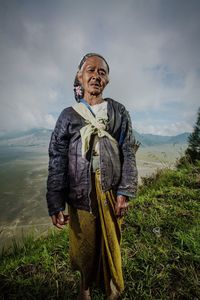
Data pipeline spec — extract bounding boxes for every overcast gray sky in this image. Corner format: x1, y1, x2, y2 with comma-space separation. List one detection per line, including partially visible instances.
0, 0, 200, 135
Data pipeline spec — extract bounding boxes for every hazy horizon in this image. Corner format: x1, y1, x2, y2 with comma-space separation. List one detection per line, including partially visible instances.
0, 126, 191, 138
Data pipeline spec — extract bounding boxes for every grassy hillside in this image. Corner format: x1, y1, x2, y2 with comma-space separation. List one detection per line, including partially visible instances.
0, 161, 199, 299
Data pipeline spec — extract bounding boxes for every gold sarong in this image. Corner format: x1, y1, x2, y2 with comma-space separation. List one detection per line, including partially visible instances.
69, 170, 124, 296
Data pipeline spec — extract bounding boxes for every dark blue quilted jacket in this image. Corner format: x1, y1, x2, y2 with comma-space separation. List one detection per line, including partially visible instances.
46, 98, 138, 216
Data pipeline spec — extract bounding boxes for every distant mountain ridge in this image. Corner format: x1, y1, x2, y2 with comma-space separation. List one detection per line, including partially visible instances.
134, 131, 190, 146
0, 128, 190, 147
0, 128, 52, 147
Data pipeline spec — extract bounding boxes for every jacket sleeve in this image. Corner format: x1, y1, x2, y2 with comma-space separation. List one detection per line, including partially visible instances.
117, 108, 138, 198
46, 109, 69, 216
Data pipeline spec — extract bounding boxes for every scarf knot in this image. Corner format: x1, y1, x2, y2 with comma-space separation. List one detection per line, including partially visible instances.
73, 102, 118, 158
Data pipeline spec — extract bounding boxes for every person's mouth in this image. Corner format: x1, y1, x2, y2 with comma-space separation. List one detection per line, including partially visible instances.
90, 82, 100, 88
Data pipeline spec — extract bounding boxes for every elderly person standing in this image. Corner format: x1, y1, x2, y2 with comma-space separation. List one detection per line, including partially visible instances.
46, 53, 138, 300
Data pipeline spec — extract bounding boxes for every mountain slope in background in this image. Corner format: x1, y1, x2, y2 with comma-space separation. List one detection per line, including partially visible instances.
134, 131, 190, 146
0, 128, 52, 147
0, 128, 190, 147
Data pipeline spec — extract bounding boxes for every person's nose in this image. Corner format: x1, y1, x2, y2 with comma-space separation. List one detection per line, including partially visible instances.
92, 70, 100, 81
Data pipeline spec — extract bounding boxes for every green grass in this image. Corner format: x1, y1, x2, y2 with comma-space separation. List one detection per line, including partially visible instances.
0, 162, 200, 299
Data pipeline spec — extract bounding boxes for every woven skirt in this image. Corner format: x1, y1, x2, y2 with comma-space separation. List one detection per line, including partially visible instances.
68, 170, 124, 296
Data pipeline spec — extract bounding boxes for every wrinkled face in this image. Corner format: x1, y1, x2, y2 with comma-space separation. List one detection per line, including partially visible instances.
78, 56, 109, 97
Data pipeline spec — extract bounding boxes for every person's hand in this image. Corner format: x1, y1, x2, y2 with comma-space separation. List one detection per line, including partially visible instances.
51, 211, 70, 229
115, 195, 129, 218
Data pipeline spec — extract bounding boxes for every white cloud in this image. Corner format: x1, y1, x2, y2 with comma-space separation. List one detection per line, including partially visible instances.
0, 0, 199, 135
135, 121, 193, 136
44, 114, 56, 129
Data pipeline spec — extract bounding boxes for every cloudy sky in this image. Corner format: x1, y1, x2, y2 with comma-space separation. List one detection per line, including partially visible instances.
0, 0, 200, 136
